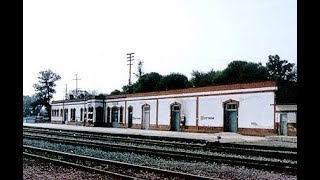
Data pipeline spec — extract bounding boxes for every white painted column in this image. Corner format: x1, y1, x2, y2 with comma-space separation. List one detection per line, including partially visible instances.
67, 109, 70, 121
118, 107, 120, 123
109, 108, 111, 123
93, 107, 96, 123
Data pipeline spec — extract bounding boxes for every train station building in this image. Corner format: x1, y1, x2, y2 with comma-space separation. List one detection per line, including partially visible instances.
50, 81, 295, 136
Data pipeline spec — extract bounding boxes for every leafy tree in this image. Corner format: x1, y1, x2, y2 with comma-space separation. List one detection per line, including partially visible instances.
121, 85, 130, 94
75, 90, 91, 99
33, 69, 61, 120
266, 55, 297, 103
215, 61, 269, 84
110, 89, 122, 95
266, 55, 296, 82
133, 72, 163, 93
23, 95, 37, 117
212, 70, 223, 84
190, 69, 222, 87
157, 73, 190, 91
68, 89, 100, 99
276, 81, 297, 103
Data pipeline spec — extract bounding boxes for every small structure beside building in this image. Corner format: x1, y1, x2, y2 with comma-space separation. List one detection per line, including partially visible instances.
50, 81, 289, 136
275, 104, 297, 136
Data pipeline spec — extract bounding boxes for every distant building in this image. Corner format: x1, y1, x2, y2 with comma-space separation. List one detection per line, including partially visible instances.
50, 81, 291, 136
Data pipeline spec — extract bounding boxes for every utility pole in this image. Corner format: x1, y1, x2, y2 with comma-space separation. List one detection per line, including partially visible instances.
127, 53, 134, 93
65, 84, 68, 100
73, 74, 81, 98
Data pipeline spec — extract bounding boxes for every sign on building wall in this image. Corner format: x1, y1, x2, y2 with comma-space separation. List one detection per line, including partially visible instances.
200, 116, 214, 120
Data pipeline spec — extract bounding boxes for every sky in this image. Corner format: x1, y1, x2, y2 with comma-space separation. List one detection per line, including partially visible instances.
23, 0, 297, 101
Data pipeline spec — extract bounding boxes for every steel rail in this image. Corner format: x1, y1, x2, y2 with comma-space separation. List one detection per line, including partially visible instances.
24, 133, 297, 173
24, 145, 222, 180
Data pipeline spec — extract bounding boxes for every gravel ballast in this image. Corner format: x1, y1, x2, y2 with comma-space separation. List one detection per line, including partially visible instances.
23, 156, 112, 180
23, 138, 297, 180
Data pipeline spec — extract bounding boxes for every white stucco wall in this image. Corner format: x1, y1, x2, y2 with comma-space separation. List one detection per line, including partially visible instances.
51, 85, 276, 130
125, 100, 157, 125
105, 101, 126, 123
198, 92, 275, 129
237, 92, 275, 129
51, 99, 104, 122
51, 104, 64, 122
157, 97, 196, 126
198, 96, 223, 127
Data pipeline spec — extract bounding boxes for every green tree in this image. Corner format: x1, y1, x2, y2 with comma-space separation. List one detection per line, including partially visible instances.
216, 61, 269, 84
33, 69, 61, 120
266, 55, 297, 103
110, 89, 122, 95
133, 72, 163, 93
68, 89, 100, 99
266, 55, 296, 82
190, 69, 222, 87
157, 73, 190, 91
276, 81, 297, 103
23, 95, 37, 117
121, 85, 130, 94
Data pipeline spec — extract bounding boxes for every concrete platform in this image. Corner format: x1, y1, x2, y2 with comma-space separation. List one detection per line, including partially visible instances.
23, 123, 296, 147
266, 135, 297, 143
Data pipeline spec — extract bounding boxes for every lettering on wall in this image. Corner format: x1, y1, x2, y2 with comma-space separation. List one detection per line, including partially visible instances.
133, 117, 141, 120
200, 116, 214, 120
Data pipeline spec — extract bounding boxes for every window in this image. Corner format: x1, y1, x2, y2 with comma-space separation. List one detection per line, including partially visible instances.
226, 104, 237, 110
70, 108, 76, 120
143, 106, 150, 112
173, 106, 180, 111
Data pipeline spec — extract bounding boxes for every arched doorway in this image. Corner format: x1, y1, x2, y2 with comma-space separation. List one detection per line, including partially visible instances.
106, 107, 111, 126
142, 104, 150, 130
111, 107, 118, 128
170, 102, 181, 131
95, 106, 104, 126
63, 109, 68, 124
128, 106, 133, 128
223, 100, 239, 132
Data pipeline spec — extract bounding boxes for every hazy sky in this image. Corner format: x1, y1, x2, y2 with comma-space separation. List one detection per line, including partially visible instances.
23, 0, 297, 100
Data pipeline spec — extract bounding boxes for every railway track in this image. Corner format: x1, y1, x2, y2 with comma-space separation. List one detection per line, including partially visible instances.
23, 145, 221, 180
23, 132, 297, 173
23, 126, 297, 160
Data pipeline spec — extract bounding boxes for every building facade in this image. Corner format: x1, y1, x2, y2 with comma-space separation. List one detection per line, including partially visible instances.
51, 81, 282, 136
